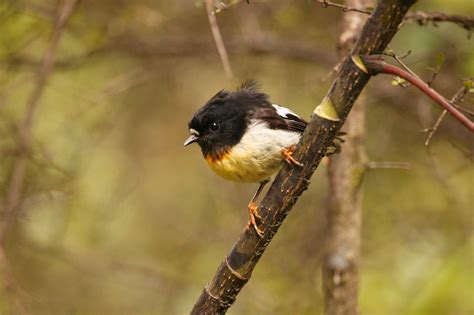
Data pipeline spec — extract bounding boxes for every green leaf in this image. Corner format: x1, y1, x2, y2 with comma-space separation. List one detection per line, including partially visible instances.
391, 76, 406, 86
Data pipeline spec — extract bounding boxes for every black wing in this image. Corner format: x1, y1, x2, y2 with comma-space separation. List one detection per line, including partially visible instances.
256, 104, 307, 133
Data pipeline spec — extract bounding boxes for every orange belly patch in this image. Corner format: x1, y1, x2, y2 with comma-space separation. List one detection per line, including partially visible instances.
204, 146, 282, 183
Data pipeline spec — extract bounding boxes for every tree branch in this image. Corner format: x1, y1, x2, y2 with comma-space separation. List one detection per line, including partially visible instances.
323, 1, 368, 314
404, 11, 474, 31
354, 55, 474, 132
0, 36, 336, 71
314, 0, 474, 31
425, 84, 472, 146
191, 0, 416, 313
205, 0, 234, 80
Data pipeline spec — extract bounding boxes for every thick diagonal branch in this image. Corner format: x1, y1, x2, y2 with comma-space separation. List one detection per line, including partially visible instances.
191, 0, 415, 314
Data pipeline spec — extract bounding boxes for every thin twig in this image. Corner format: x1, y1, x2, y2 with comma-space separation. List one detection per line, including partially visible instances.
367, 161, 411, 169
205, 0, 234, 80
315, 0, 474, 31
424, 110, 448, 146
405, 11, 474, 32
315, 0, 371, 14
383, 47, 418, 81
425, 85, 471, 146
454, 104, 474, 116
212, 0, 249, 14
355, 55, 474, 132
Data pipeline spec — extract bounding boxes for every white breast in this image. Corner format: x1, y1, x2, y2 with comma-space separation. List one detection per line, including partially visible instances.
208, 120, 301, 183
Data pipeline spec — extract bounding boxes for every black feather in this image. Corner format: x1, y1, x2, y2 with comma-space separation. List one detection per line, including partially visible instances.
187, 80, 307, 158
237, 79, 261, 92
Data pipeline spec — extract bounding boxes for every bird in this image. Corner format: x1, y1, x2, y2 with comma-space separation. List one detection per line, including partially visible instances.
184, 80, 342, 237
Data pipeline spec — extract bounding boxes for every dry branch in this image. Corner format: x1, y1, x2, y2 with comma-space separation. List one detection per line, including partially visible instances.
191, 0, 416, 313
205, 0, 234, 80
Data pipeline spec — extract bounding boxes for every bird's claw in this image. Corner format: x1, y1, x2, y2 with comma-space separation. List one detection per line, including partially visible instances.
325, 131, 346, 156
281, 145, 303, 167
248, 202, 264, 237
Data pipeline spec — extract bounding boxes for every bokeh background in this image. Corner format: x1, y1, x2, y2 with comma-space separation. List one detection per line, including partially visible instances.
0, 0, 473, 314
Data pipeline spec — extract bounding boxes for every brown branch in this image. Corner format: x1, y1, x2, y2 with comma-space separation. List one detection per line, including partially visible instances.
315, 0, 474, 31
315, 0, 371, 14
369, 80, 474, 147
212, 0, 249, 14
191, 0, 415, 313
1, 35, 337, 71
425, 84, 472, 146
205, 0, 234, 80
323, 1, 368, 314
383, 47, 418, 80
366, 161, 411, 169
0, 0, 77, 312
405, 11, 474, 31
354, 55, 474, 132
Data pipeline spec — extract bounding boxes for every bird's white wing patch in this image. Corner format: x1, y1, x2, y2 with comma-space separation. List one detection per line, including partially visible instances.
272, 104, 300, 119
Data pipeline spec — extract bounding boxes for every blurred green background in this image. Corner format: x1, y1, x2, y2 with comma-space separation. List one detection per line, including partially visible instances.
0, 0, 473, 314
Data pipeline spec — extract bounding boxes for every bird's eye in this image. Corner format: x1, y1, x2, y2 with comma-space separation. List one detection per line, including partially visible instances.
209, 122, 219, 132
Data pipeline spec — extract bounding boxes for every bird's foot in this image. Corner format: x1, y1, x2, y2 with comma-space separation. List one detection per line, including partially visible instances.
325, 132, 346, 156
281, 145, 303, 167
248, 202, 264, 238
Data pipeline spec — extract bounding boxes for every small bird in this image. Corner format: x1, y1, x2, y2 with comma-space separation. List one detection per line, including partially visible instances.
184, 80, 340, 237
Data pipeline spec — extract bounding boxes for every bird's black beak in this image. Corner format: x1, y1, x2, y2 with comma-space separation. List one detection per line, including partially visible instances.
184, 134, 199, 146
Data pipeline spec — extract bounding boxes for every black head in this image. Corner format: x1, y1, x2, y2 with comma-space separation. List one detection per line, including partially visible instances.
184, 80, 270, 157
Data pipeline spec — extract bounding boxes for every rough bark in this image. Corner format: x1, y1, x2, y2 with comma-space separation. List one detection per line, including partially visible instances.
191, 1, 416, 313
322, 1, 368, 314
